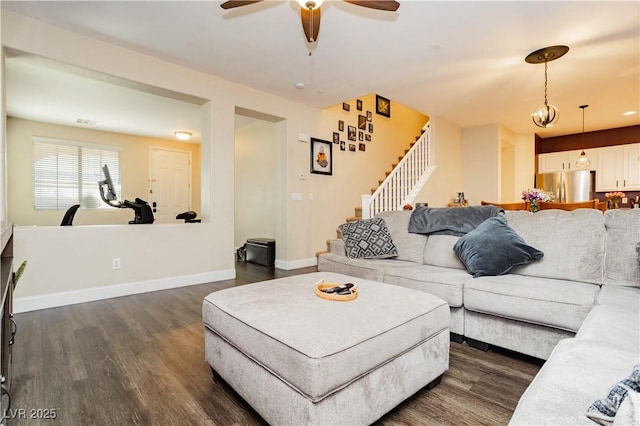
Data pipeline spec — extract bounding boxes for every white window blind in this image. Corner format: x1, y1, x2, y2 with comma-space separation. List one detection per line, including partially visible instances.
33, 137, 121, 210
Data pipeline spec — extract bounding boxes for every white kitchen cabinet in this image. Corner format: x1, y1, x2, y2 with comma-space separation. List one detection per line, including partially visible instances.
595, 143, 640, 191
538, 149, 598, 173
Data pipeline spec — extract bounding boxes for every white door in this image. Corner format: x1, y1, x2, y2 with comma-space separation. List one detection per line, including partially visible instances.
149, 148, 191, 223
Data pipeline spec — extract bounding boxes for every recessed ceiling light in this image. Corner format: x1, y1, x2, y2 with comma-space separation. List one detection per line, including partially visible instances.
623, 111, 637, 116
174, 131, 192, 141
295, 82, 305, 90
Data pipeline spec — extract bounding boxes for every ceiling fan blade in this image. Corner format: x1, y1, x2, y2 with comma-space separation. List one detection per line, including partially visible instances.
342, 0, 400, 11
301, 6, 321, 43
220, 0, 263, 10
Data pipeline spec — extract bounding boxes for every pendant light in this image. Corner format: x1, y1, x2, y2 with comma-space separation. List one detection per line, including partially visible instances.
575, 104, 591, 168
526, 45, 569, 128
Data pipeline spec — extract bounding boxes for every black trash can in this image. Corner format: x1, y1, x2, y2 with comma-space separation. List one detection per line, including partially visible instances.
246, 238, 276, 267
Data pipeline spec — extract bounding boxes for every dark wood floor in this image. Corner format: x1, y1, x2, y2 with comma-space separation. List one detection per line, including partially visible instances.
9, 261, 541, 425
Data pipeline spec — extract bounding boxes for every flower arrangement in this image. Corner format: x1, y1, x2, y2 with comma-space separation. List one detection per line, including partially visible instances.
522, 188, 551, 212
605, 191, 625, 209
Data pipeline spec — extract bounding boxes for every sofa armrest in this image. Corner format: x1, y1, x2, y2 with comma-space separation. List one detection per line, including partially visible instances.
327, 238, 346, 256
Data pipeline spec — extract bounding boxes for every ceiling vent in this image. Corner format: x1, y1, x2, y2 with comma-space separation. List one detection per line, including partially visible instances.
75, 118, 97, 125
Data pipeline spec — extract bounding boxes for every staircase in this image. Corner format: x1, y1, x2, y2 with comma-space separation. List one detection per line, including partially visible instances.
347, 122, 435, 221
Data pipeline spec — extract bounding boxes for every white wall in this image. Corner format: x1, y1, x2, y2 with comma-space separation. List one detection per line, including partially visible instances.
462, 124, 500, 205
234, 117, 276, 248
514, 133, 536, 199
418, 116, 464, 207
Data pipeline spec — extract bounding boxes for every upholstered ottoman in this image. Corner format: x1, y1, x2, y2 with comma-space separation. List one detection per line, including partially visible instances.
202, 272, 449, 425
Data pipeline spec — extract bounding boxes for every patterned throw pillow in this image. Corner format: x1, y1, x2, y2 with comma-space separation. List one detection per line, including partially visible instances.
586, 364, 640, 425
338, 217, 398, 259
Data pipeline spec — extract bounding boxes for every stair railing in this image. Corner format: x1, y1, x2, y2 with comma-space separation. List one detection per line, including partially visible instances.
361, 122, 434, 219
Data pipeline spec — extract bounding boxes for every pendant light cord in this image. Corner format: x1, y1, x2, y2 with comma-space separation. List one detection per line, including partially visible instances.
544, 61, 549, 106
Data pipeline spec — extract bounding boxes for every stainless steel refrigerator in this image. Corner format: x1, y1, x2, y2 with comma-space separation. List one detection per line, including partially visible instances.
535, 170, 594, 202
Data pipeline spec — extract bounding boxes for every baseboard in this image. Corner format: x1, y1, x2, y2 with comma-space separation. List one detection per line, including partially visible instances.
13, 269, 236, 313
274, 257, 317, 271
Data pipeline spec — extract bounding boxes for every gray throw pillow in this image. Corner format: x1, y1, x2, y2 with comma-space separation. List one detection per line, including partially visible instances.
338, 217, 398, 259
453, 215, 543, 278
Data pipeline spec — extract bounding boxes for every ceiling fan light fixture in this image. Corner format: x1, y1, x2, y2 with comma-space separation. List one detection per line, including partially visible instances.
174, 131, 192, 141
296, 0, 324, 9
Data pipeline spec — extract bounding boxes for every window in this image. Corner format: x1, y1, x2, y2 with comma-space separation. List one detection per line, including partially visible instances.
33, 137, 121, 210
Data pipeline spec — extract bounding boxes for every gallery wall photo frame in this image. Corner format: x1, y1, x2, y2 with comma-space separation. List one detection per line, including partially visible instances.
342, 102, 350, 112
376, 94, 391, 118
310, 137, 332, 175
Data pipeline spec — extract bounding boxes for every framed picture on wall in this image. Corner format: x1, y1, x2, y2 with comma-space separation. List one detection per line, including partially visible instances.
340, 141, 346, 151
338, 120, 344, 131
358, 131, 364, 141
376, 94, 390, 118
349, 143, 356, 152
356, 99, 363, 111
342, 102, 350, 112
368, 123, 374, 133
358, 114, 367, 130
333, 132, 339, 144
310, 138, 332, 175
348, 125, 356, 141
365, 134, 371, 142
367, 111, 372, 121
359, 143, 366, 151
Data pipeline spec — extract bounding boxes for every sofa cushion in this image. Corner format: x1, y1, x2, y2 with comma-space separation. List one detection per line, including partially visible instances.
317, 253, 413, 282
505, 210, 605, 284
603, 209, 640, 287
509, 339, 640, 425
422, 235, 465, 270
464, 274, 599, 332
576, 305, 640, 353
338, 217, 398, 259
453, 216, 543, 278
376, 210, 427, 263
383, 264, 469, 308
597, 285, 640, 312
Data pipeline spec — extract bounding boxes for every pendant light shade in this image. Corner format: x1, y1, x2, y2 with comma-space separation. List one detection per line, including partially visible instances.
526, 45, 569, 128
575, 105, 591, 168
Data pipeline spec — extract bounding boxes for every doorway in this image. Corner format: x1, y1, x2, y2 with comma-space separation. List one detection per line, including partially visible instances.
149, 147, 192, 223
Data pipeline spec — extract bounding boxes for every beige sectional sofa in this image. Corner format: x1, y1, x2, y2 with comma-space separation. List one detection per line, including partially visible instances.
318, 207, 640, 424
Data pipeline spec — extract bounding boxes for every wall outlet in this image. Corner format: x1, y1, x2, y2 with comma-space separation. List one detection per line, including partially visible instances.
622, 197, 628, 204
112, 258, 121, 269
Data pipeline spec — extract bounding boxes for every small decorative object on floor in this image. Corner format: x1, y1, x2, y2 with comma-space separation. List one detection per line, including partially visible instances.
605, 191, 625, 209
522, 188, 551, 212
403, 204, 413, 210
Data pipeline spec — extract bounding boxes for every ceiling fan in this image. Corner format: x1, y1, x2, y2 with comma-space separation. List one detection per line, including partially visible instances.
220, 0, 400, 43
